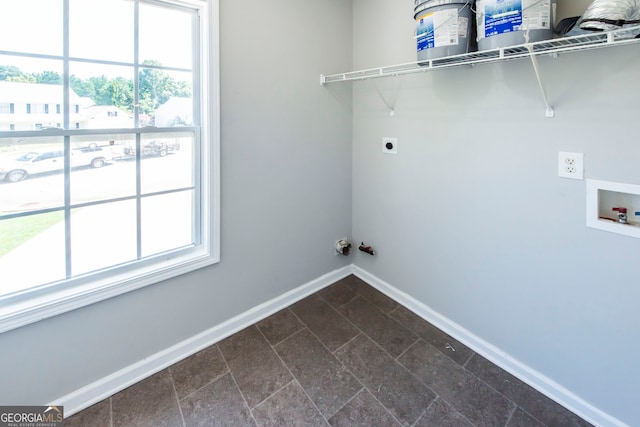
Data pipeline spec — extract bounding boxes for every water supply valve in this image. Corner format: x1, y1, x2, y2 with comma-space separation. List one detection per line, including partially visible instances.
335, 239, 352, 256
612, 207, 628, 224
359, 242, 376, 256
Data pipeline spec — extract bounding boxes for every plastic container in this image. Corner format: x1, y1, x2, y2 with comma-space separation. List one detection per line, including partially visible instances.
414, 0, 476, 62
475, 0, 557, 50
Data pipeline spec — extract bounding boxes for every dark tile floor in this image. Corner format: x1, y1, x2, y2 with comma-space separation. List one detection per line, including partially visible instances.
66, 275, 592, 427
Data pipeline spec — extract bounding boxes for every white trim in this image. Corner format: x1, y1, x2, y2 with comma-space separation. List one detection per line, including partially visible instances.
53, 265, 352, 417
351, 266, 627, 427
0, 0, 220, 336
51, 263, 625, 426
586, 179, 640, 239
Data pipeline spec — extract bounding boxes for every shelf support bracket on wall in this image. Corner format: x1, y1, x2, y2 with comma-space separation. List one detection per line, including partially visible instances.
369, 78, 399, 117
527, 44, 555, 118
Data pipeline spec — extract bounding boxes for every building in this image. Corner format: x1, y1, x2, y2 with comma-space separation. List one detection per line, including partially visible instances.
0, 81, 132, 131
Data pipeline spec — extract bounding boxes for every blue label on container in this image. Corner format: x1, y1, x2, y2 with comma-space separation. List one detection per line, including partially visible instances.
484, 0, 523, 37
416, 13, 435, 52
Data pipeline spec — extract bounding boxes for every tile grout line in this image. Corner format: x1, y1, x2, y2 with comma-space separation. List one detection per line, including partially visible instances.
342, 278, 400, 314
409, 397, 435, 427
404, 338, 523, 427
330, 332, 363, 356
256, 308, 305, 347
256, 325, 331, 425
260, 303, 374, 422
267, 325, 376, 422
503, 402, 519, 427
389, 306, 476, 369
166, 367, 187, 427
216, 341, 261, 426
341, 332, 440, 426
171, 348, 231, 403
287, 295, 417, 423
461, 356, 550, 427
249, 378, 297, 411
360, 386, 408, 427
109, 397, 113, 427
175, 369, 230, 403
329, 293, 443, 425
316, 284, 359, 311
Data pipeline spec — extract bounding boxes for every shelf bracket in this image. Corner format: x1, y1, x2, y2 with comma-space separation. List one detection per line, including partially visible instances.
369, 78, 400, 117
527, 44, 555, 118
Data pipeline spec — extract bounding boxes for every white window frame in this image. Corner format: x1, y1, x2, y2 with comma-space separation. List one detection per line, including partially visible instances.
0, 0, 220, 334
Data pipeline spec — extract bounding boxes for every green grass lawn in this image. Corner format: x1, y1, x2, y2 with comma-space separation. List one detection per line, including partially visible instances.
0, 211, 65, 257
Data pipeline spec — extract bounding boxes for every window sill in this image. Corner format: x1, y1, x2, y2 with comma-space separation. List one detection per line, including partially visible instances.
0, 247, 218, 334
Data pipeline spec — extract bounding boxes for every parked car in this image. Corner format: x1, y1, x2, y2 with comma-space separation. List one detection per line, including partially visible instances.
122, 140, 180, 157
0, 148, 111, 183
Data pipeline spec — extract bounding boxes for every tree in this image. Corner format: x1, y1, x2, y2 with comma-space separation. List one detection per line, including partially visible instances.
34, 71, 63, 85
139, 60, 192, 115
2, 64, 191, 115
0, 65, 22, 81
102, 77, 133, 110
6, 74, 36, 83
70, 75, 96, 99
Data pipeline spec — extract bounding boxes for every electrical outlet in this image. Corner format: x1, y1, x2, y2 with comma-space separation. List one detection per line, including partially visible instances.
558, 152, 584, 180
382, 137, 398, 155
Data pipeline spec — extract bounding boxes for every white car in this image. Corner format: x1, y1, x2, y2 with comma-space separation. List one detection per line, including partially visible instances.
0, 148, 111, 183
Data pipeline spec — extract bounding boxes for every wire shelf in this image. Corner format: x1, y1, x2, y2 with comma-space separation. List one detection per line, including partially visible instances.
320, 25, 640, 84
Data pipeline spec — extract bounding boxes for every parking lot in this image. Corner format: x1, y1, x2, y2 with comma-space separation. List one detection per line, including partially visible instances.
0, 144, 196, 294
0, 143, 194, 215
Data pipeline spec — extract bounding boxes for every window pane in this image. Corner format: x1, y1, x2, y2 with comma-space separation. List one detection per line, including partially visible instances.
141, 191, 194, 257
139, 68, 192, 126
69, 0, 134, 63
0, 211, 66, 295
141, 133, 194, 194
139, 3, 193, 69
70, 62, 135, 129
70, 200, 137, 276
0, 0, 62, 56
70, 135, 136, 205
0, 138, 65, 214
0, 56, 64, 131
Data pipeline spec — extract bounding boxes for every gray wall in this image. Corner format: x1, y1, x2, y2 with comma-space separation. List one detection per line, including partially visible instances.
351, 0, 640, 425
0, 0, 353, 405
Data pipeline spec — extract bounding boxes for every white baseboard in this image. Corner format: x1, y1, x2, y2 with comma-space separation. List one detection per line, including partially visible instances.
352, 265, 626, 427
54, 263, 625, 427
53, 265, 353, 417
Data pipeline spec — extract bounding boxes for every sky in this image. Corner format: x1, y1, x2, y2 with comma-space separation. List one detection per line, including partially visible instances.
0, 0, 193, 79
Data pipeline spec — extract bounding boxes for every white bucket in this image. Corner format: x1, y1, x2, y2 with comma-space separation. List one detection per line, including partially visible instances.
414, 0, 476, 62
475, 0, 557, 50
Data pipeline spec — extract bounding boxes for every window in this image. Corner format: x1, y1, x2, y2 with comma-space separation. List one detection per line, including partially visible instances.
0, 0, 219, 332
9, 124, 14, 131
0, 103, 13, 114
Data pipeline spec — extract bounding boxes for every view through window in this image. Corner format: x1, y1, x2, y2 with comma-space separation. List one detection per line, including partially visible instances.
0, 0, 215, 308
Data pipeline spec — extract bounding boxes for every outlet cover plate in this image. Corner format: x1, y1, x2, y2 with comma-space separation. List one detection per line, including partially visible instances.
559, 152, 584, 180
382, 137, 398, 155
